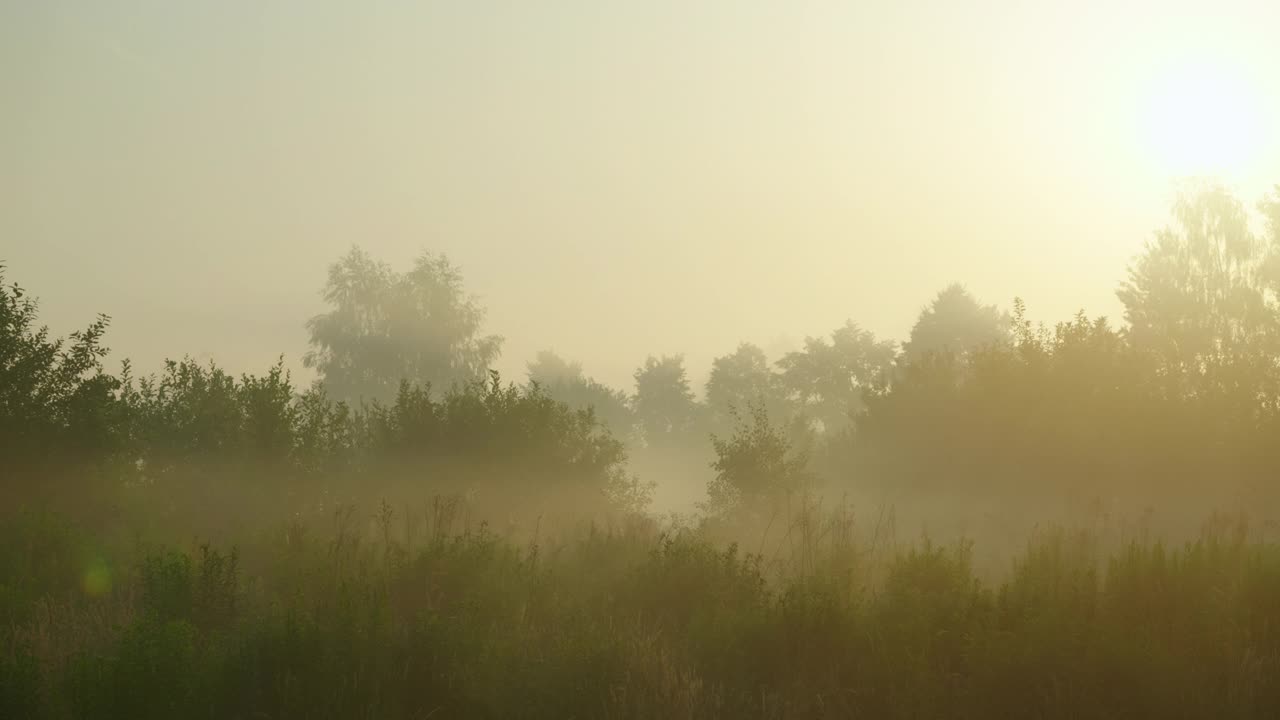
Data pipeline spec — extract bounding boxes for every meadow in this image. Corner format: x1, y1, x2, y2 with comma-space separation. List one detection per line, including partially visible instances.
4, 500, 1278, 719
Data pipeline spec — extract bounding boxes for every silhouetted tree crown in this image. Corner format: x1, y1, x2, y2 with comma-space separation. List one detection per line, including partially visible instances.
527, 350, 585, 386
633, 354, 702, 450
777, 322, 896, 432
526, 350, 635, 438
706, 343, 788, 429
1118, 185, 1277, 401
705, 402, 814, 517
6, 183, 1280, 524
901, 283, 1009, 364
304, 247, 502, 405
0, 265, 122, 482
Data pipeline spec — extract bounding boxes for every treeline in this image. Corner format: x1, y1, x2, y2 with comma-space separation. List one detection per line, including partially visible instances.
0, 309, 639, 534
4, 184, 1280, 528
546, 185, 1280, 516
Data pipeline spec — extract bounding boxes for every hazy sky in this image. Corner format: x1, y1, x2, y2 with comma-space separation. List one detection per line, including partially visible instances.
4, 0, 1279, 392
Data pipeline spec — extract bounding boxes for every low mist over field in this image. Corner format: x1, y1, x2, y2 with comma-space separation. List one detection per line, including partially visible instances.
4, 2, 1280, 718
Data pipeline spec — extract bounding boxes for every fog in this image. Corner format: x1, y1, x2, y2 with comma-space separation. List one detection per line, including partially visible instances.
6, 3, 1280, 716
8, 0, 1279, 391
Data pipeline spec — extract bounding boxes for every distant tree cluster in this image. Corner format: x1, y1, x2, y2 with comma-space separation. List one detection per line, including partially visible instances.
851, 185, 1280, 505
0, 264, 636, 524
4, 183, 1280, 523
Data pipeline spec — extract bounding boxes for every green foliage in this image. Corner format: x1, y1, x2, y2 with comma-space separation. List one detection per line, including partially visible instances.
705, 403, 814, 517
121, 358, 299, 476
0, 640, 41, 720
853, 292, 1279, 499
4, 511, 1279, 719
363, 373, 639, 510
65, 618, 200, 720
0, 265, 122, 490
0, 268, 636, 520
139, 545, 238, 629
0, 512, 96, 626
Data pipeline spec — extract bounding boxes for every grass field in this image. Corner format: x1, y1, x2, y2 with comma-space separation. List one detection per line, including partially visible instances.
3, 501, 1278, 719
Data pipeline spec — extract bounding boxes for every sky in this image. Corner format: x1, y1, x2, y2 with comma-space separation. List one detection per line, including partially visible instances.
4, 0, 1279, 392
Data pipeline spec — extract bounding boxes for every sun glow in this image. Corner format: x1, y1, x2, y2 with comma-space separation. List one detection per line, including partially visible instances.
1140, 58, 1263, 180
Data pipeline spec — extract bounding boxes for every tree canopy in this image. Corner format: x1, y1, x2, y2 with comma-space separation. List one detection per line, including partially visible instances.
0, 265, 122, 485
305, 247, 502, 405
901, 284, 1008, 365
705, 402, 813, 518
526, 350, 635, 438
633, 354, 703, 450
777, 322, 896, 432
705, 343, 789, 431
1118, 185, 1277, 402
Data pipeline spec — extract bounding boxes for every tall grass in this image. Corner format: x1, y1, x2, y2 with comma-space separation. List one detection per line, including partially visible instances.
3, 502, 1277, 719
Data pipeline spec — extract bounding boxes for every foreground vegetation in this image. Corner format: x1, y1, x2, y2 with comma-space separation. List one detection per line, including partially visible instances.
3, 505, 1278, 719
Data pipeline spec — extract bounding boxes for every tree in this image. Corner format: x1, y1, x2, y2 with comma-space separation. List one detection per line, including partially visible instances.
1117, 185, 1277, 405
901, 284, 1009, 365
526, 350, 634, 438
122, 358, 299, 479
305, 247, 502, 405
705, 343, 788, 431
0, 265, 123, 488
704, 402, 814, 517
1259, 185, 1280, 296
526, 350, 585, 387
777, 322, 896, 432
365, 373, 644, 513
632, 355, 703, 450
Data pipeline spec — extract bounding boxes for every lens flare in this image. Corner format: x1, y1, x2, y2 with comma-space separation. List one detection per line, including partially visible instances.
82, 559, 112, 597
